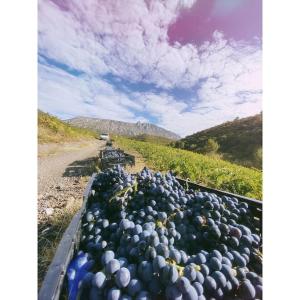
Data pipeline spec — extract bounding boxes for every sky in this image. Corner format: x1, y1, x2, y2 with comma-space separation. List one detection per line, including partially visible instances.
38, 0, 262, 137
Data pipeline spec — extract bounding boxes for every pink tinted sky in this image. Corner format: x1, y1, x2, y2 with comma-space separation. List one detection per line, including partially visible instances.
168, 0, 261, 45
39, 0, 262, 136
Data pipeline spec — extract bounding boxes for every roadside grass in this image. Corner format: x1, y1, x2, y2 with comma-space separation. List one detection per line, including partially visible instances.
38, 198, 82, 289
38, 110, 98, 144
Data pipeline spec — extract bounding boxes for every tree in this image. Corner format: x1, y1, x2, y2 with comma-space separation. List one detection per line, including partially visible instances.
202, 138, 220, 154
254, 147, 262, 168
175, 141, 185, 149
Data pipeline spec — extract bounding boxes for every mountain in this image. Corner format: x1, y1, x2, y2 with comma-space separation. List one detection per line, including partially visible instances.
173, 113, 262, 169
66, 117, 180, 140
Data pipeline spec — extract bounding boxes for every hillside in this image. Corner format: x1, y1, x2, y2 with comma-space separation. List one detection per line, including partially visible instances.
173, 114, 262, 169
66, 117, 180, 140
116, 136, 262, 199
38, 111, 98, 143
129, 134, 175, 145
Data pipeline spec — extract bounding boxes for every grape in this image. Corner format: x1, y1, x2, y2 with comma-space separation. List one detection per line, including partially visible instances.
204, 276, 217, 292
170, 249, 181, 264
238, 280, 256, 299
86, 212, 94, 222
101, 250, 115, 266
166, 284, 183, 300
193, 282, 204, 295
184, 265, 196, 281
183, 285, 198, 300
180, 250, 188, 264
177, 277, 192, 293
255, 284, 262, 299
221, 257, 232, 267
195, 253, 206, 264
200, 264, 210, 277
92, 271, 106, 289
67, 165, 262, 300
213, 287, 224, 299
118, 257, 128, 268
107, 287, 121, 300
156, 243, 170, 258
195, 271, 204, 284
211, 250, 222, 261
224, 280, 232, 293
236, 268, 247, 280
116, 267, 131, 288
153, 255, 166, 272
136, 290, 151, 300
127, 264, 137, 278
106, 259, 121, 275
138, 261, 153, 282
120, 219, 131, 231
169, 265, 179, 284
127, 279, 143, 296
120, 295, 132, 300
209, 257, 222, 272
211, 271, 227, 289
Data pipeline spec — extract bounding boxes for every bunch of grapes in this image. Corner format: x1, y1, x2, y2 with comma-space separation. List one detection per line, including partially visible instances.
68, 166, 262, 300
102, 150, 126, 159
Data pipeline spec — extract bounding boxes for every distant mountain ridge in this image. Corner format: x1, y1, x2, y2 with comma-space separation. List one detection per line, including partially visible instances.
66, 117, 180, 140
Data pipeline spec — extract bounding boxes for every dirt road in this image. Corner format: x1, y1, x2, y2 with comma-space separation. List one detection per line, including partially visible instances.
38, 139, 105, 223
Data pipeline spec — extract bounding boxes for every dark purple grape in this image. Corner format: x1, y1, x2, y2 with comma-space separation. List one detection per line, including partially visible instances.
106, 259, 121, 275
211, 271, 227, 289
204, 276, 217, 292
184, 265, 196, 281
183, 285, 198, 300
209, 257, 222, 271
238, 280, 256, 299
136, 290, 151, 300
92, 271, 106, 289
153, 255, 166, 273
193, 282, 204, 296
101, 250, 114, 266
166, 284, 183, 300
107, 287, 120, 300
127, 279, 143, 296
177, 276, 191, 293
116, 267, 131, 288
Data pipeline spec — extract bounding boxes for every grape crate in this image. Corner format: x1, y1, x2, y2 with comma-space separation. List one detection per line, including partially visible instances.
39, 165, 262, 300
99, 147, 135, 170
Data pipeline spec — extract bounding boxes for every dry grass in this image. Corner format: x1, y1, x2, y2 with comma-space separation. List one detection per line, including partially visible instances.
38, 198, 82, 289
38, 110, 98, 144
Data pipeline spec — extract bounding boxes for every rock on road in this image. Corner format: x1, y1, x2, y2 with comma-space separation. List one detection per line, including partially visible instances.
38, 139, 105, 223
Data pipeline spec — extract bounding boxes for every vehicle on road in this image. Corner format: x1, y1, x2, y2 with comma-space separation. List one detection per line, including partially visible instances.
99, 133, 109, 140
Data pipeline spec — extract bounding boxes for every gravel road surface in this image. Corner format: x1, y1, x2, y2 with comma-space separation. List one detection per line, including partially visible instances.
38, 139, 105, 223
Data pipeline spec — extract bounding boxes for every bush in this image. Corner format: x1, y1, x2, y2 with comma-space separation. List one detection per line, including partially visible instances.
202, 138, 220, 154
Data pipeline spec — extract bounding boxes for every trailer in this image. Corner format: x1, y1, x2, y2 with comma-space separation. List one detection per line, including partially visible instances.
99, 148, 135, 170
38, 173, 262, 300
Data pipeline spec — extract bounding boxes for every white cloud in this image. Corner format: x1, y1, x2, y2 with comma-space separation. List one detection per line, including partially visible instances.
38, 0, 262, 136
38, 63, 143, 122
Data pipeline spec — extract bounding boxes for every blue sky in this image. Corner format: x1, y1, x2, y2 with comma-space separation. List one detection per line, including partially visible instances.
38, 0, 262, 136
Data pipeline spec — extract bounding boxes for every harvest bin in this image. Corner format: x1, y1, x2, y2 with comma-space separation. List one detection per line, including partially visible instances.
99, 149, 135, 170
38, 174, 262, 300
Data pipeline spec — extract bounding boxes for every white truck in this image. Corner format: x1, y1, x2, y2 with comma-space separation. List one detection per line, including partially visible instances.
99, 133, 110, 141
